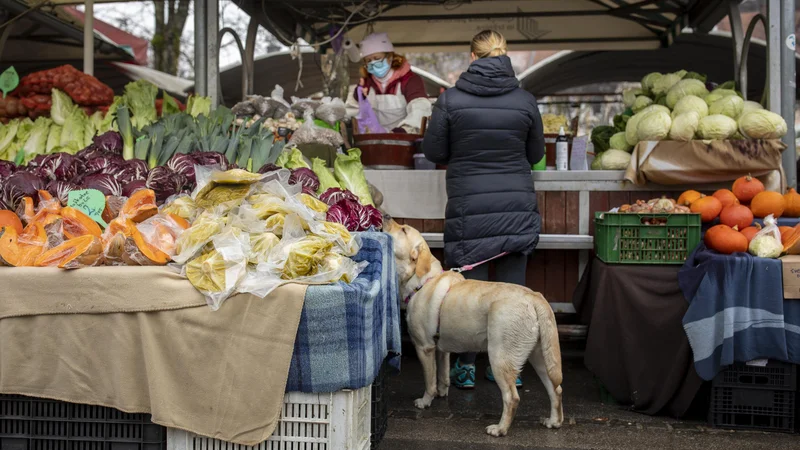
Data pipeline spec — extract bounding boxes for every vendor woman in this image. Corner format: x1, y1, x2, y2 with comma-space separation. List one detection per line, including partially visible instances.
346, 33, 432, 133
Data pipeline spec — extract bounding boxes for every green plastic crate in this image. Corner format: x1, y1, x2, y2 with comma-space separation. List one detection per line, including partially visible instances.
594, 212, 702, 264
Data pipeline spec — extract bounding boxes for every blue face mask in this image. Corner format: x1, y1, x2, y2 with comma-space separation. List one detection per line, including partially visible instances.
366, 58, 391, 78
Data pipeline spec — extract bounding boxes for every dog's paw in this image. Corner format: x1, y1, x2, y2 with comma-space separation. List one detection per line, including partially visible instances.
414, 397, 431, 409
485, 424, 507, 437
541, 417, 563, 429
437, 384, 449, 397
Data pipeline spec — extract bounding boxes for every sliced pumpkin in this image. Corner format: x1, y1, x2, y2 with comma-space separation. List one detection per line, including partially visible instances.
15, 197, 34, 225
0, 226, 21, 266
0, 210, 23, 234
61, 207, 102, 239
165, 213, 190, 230
121, 225, 170, 266
121, 189, 158, 223
44, 217, 65, 250
35, 235, 103, 269
102, 195, 127, 224
784, 225, 800, 254
2, 221, 49, 266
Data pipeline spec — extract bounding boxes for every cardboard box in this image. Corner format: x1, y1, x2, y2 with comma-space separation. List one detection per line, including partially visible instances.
780, 255, 800, 299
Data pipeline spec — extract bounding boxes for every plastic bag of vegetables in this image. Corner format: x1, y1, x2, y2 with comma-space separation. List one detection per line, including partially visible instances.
749, 214, 783, 258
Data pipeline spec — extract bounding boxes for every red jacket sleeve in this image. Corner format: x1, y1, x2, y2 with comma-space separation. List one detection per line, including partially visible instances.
402, 73, 428, 103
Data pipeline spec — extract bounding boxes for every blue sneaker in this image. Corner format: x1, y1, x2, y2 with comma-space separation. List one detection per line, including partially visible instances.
450, 358, 475, 389
485, 366, 523, 388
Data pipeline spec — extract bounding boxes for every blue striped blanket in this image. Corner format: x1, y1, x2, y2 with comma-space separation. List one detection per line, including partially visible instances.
679, 243, 800, 381
285, 231, 402, 393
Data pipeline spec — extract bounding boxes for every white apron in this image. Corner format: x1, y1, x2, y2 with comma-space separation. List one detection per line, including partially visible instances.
367, 83, 408, 131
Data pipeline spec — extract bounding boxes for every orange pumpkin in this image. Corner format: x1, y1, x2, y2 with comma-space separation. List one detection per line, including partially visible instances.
783, 188, 800, 218
740, 224, 762, 243
732, 174, 765, 203
690, 195, 723, 222
713, 189, 739, 208
719, 204, 753, 230
705, 224, 748, 254
0, 210, 23, 234
783, 225, 800, 254
780, 226, 795, 243
750, 191, 786, 218
677, 190, 702, 206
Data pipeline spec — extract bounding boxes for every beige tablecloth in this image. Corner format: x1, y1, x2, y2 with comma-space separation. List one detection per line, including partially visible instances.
0, 266, 307, 446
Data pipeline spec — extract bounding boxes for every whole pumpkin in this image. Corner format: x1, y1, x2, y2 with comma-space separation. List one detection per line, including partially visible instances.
705, 224, 748, 254
713, 189, 739, 208
732, 174, 765, 203
719, 204, 753, 230
740, 224, 762, 243
690, 195, 723, 222
783, 188, 800, 217
750, 191, 785, 218
677, 190, 702, 206
0, 210, 23, 235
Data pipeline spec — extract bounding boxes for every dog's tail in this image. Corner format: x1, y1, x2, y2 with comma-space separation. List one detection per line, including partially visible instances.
533, 299, 563, 387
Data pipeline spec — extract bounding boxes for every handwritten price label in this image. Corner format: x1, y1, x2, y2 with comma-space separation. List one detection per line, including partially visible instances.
67, 189, 108, 227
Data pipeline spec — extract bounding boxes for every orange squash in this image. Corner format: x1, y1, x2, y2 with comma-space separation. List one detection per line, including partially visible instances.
15, 197, 34, 225
783, 188, 800, 217
740, 224, 762, 243
719, 204, 753, 230
0, 210, 23, 234
783, 226, 800, 254
102, 195, 127, 224
690, 195, 723, 222
34, 235, 103, 269
677, 190, 702, 206
750, 191, 786, 218
121, 189, 158, 223
713, 189, 739, 208
121, 225, 170, 266
732, 174, 765, 203
705, 224, 748, 254
0, 221, 48, 266
780, 226, 795, 243
61, 207, 102, 239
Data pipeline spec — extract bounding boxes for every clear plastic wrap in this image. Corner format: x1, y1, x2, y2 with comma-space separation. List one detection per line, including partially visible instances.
290, 96, 321, 117
288, 110, 344, 147
183, 225, 250, 310
748, 214, 783, 258
136, 213, 187, 259
173, 208, 227, 264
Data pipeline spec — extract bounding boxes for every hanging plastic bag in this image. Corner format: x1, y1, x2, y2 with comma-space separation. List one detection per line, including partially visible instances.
316, 97, 347, 127
748, 214, 783, 258
355, 86, 386, 134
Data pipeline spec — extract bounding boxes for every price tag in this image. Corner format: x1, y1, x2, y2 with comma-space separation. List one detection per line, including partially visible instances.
67, 189, 108, 228
0, 66, 19, 99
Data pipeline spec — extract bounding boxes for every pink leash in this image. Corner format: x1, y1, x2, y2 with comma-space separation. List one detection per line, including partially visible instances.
451, 252, 509, 273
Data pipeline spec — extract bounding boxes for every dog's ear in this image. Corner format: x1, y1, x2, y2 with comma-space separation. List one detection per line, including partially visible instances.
415, 244, 432, 278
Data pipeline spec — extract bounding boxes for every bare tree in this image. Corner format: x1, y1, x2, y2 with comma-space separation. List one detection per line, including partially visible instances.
152, 1, 191, 75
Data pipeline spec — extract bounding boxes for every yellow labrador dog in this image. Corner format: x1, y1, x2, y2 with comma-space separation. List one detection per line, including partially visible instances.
385, 219, 564, 437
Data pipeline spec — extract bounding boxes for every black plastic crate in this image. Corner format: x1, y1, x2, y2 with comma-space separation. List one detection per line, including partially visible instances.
0, 395, 166, 450
713, 361, 798, 391
709, 386, 797, 433
370, 359, 389, 449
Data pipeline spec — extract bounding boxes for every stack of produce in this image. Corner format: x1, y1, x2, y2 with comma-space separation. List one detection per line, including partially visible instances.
591, 71, 789, 170
162, 166, 367, 309
0, 96, 28, 123
271, 147, 382, 232
15, 65, 115, 116
674, 175, 800, 258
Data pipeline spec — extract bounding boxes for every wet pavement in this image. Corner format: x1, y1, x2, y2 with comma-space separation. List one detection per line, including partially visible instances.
377, 342, 799, 449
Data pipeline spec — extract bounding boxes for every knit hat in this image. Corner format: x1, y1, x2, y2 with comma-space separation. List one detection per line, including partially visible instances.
360, 33, 394, 58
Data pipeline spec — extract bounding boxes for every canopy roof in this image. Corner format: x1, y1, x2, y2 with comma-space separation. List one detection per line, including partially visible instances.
238, 0, 737, 52
0, 0, 132, 70
518, 30, 799, 100
204, 49, 452, 106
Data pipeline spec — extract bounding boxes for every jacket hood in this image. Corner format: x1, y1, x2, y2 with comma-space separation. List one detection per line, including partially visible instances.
455, 55, 519, 97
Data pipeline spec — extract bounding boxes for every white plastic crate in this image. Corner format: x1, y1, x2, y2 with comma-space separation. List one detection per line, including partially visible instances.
167, 386, 371, 450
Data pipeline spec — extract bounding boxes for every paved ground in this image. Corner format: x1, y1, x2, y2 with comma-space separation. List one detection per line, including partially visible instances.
376, 342, 799, 449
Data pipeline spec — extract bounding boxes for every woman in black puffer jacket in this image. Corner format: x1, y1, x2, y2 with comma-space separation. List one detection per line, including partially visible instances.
422, 30, 544, 390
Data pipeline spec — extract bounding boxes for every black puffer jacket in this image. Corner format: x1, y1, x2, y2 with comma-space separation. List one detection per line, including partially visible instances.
423, 55, 544, 267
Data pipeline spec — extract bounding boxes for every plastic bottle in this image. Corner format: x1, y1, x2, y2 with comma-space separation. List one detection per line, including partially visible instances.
555, 127, 569, 171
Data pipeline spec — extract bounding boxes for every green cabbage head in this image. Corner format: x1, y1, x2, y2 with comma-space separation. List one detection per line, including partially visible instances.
708, 95, 744, 118
666, 79, 709, 109
625, 112, 643, 146
672, 95, 708, 118
641, 73, 662, 92
738, 109, 788, 139
651, 70, 687, 96
739, 100, 764, 118
668, 112, 700, 141
697, 114, 738, 140
622, 88, 644, 108
636, 110, 672, 141
609, 132, 632, 152
631, 95, 653, 113
704, 88, 737, 106
599, 149, 632, 170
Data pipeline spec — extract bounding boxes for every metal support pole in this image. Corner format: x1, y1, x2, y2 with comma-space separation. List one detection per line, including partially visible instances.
728, 0, 743, 91
83, 0, 94, 75
245, 18, 258, 96
767, 0, 781, 112
206, 0, 219, 107
194, 0, 207, 96
780, 0, 796, 189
